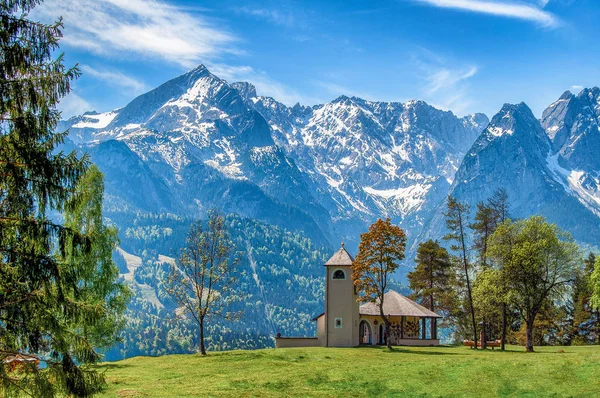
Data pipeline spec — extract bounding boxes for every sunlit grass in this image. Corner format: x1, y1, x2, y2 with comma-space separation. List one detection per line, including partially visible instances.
98, 345, 600, 397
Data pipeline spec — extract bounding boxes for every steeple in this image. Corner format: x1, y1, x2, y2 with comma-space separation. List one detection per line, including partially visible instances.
324, 243, 354, 267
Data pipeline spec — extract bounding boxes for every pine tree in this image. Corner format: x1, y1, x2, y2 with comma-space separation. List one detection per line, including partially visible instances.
1, 2, 128, 396
407, 240, 457, 340
444, 196, 478, 349
470, 202, 495, 269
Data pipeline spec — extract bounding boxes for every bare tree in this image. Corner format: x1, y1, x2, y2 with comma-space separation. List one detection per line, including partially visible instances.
165, 211, 240, 355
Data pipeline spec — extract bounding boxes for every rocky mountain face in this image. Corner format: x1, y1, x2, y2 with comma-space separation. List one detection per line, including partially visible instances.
60, 64, 488, 250
429, 95, 600, 245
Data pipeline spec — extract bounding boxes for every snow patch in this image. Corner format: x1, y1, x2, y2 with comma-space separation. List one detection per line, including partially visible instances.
73, 110, 118, 129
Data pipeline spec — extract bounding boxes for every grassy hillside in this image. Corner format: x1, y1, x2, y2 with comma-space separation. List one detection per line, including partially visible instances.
99, 345, 600, 397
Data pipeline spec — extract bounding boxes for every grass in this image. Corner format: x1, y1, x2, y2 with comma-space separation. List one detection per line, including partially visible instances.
97, 345, 600, 397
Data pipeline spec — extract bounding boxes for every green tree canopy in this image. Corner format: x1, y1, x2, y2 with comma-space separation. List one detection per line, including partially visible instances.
488, 216, 580, 352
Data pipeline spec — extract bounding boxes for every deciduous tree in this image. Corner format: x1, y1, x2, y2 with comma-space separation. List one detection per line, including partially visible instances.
488, 216, 579, 352
165, 211, 241, 355
352, 218, 406, 350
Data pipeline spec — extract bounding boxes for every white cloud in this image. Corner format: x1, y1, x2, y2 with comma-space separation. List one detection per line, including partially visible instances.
81, 65, 148, 94
33, 0, 238, 67
410, 0, 559, 27
571, 85, 584, 92
58, 91, 93, 119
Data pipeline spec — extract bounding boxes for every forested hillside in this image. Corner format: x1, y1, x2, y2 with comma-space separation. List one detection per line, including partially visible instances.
103, 213, 331, 360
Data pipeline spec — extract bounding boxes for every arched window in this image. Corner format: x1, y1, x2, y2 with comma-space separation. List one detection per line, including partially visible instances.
332, 269, 346, 280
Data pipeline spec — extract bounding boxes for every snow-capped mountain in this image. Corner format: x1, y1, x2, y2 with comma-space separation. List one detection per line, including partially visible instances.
60, 64, 487, 249
248, 87, 488, 244
541, 87, 600, 216
60, 64, 600, 254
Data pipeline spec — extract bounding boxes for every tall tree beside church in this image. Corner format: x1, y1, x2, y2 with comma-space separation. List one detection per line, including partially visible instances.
1, 1, 130, 396
165, 210, 241, 355
407, 240, 457, 339
444, 196, 478, 348
353, 218, 406, 350
488, 216, 579, 352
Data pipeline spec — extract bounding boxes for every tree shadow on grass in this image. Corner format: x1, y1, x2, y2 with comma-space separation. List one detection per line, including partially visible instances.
98, 363, 132, 370
356, 345, 460, 356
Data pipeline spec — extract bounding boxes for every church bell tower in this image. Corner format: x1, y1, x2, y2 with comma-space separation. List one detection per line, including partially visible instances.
324, 243, 360, 347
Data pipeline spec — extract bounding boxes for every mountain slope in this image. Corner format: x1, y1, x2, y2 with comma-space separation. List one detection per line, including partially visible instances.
430, 102, 600, 243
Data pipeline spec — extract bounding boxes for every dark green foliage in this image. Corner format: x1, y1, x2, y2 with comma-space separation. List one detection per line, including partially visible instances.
570, 253, 599, 344
0, 2, 129, 396
408, 240, 459, 333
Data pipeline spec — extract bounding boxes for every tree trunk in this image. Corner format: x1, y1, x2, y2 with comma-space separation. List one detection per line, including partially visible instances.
199, 318, 207, 355
380, 304, 392, 350
458, 214, 477, 350
464, 266, 477, 349
525, 319, 534, 352
501, 303, 507, 351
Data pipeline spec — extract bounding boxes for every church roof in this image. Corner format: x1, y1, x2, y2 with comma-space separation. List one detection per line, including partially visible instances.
324, 244, 354, 266
359, 290, 442, 318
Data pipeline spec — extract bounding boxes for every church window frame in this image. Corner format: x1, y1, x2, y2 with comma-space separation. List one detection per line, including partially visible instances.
332, 269, 346, 280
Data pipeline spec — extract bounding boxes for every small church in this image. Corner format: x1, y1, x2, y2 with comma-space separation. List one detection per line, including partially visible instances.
276, 245, 442, 348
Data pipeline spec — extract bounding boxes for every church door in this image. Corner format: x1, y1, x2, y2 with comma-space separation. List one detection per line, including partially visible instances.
359, 320, 372, 345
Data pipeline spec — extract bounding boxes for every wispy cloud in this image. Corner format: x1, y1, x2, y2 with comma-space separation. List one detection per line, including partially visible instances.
81, 65, 148, 94
209, 64, 321, 106
33, 0, 238, 67
409, 0, 559, 27
411, 48, 479, 115
571, 85, 584, 92
235, 7, 298, 28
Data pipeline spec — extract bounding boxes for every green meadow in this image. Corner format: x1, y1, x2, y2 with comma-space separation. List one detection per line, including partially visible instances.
98, 345, 600, 397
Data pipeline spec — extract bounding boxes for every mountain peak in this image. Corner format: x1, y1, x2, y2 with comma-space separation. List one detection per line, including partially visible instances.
231, 82, 257, 102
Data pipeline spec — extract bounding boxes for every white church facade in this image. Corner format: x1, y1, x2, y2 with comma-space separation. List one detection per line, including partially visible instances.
276, 245, 442, 348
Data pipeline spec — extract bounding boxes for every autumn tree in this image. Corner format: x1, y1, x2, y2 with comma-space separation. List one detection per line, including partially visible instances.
352, 218, 406, 349
0, 2, 129, 396
488, 216, 579, 352
444, 196, 477, 348
165, 211, 241, 355
407, 240, 457, 339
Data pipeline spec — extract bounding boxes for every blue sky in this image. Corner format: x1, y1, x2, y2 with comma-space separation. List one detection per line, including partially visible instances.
33, 0, 600, 119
